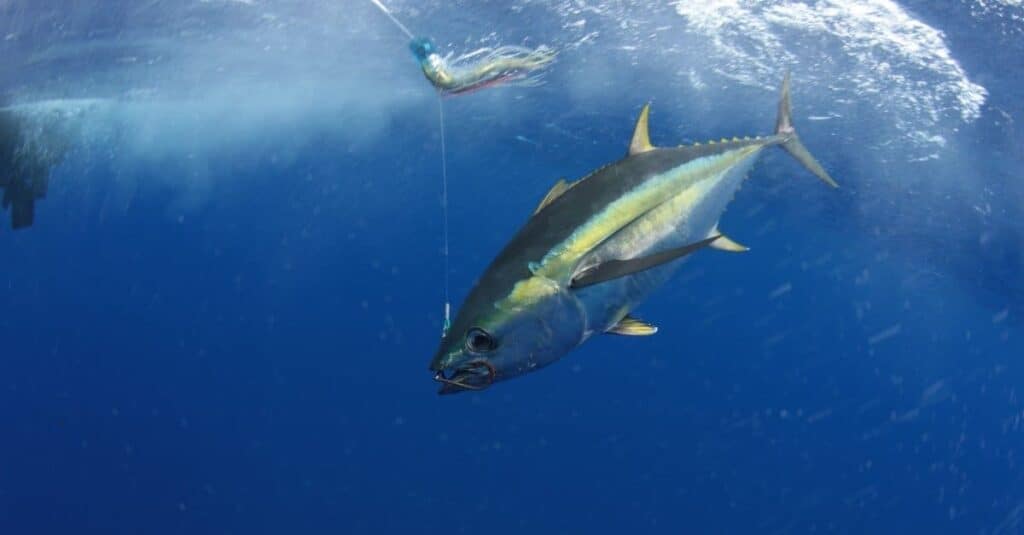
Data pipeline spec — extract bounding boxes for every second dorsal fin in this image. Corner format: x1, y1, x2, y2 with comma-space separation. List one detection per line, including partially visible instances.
628, 103, 655, 155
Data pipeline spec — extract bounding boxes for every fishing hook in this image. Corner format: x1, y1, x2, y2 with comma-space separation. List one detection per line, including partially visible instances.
432, 360, 496, 392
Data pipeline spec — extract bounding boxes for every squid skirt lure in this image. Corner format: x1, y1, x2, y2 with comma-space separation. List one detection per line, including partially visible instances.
369, 0, 556, 338
409, 37, 556, 96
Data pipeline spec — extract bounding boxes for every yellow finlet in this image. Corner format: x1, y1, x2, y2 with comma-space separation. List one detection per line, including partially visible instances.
606, 315, 658, 336
533, 178, 572, 215
628, 103, 656, 155
708, 226, 749, 252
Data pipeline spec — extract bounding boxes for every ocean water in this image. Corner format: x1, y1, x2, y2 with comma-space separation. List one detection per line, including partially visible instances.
1, 1, 1022, 533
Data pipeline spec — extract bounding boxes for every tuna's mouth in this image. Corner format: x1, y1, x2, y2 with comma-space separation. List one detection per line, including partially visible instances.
433, 360, 496, 395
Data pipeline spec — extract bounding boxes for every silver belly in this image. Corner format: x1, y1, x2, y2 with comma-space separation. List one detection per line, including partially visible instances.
572, 155, 758, 337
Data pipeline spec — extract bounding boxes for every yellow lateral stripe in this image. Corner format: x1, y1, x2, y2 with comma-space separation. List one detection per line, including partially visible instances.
534, 145, 761, 281
495, 275, 560, 314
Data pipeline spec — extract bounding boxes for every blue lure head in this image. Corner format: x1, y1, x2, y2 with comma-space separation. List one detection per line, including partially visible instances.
408, 37, 436, 62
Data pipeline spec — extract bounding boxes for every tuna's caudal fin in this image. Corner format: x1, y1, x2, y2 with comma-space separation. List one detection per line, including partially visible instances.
775, 73, 838, 188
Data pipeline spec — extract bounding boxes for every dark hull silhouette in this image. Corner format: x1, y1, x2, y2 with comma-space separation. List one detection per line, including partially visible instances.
0, 105, 75, 230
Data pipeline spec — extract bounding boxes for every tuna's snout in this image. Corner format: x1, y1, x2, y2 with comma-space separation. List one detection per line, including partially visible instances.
433, 360, 496, 395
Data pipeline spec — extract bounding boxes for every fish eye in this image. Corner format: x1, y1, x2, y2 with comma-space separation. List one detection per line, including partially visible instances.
465, 327, 496, 353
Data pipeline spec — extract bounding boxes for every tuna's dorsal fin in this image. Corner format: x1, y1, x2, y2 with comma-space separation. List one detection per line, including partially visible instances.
533, 178, 571, 215
570, 235, 720, 289
628, 103, 655, 156
607, 315, 658, 336
708, 226, 749, 252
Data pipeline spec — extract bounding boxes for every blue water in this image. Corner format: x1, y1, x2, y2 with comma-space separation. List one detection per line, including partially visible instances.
2, 1, 1023, 533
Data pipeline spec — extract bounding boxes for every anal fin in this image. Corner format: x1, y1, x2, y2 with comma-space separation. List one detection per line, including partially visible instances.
607, 315, 657, 336
708, 226, 748, 252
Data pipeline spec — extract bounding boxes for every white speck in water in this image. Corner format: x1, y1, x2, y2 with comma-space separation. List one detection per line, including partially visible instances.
869, 324, 902, 345
769, 282, 792, 299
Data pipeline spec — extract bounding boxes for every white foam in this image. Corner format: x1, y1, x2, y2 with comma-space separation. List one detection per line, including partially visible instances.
967, 0, 1024, 37
674, 0, 988, 151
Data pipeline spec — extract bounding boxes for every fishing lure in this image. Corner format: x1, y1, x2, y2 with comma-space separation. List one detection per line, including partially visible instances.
409, 37, 556, 96
369, 0, 556, 338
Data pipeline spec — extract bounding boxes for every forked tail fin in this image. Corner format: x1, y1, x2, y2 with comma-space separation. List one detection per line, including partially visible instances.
775, 72, 839, 188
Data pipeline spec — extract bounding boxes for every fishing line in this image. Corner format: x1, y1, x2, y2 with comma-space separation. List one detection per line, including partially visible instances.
437, 96, 452, 337
369, 0, 414, 40
368, 0, 452, 336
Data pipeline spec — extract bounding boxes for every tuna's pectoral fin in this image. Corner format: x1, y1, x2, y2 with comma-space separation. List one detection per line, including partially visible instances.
570, 235, 720, 289
607, 315, 658, 336
775, 72, 839, 188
